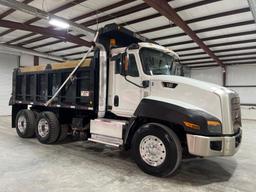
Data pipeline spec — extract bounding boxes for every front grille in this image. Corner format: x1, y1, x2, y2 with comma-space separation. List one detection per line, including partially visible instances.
231, 96, 241, 133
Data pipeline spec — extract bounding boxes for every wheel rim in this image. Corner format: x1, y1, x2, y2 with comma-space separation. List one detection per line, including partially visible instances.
38, 119, 49, 138
139, 135, 166, 167
17, 115, 27, 133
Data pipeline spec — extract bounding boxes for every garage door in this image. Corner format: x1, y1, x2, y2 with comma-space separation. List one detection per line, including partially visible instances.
226, 65, 256, 105
0, 53, 18, 116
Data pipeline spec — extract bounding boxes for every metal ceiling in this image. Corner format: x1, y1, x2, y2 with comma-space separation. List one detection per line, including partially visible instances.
0, 0, 254, 68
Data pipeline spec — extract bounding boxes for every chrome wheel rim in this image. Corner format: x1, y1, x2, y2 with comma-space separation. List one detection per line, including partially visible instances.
139, 135, 166, 167
38, 119, 49, 138
17, 115, 27, 133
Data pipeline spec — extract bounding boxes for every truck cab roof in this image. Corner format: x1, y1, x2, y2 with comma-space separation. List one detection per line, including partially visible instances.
138, 42, 180, 60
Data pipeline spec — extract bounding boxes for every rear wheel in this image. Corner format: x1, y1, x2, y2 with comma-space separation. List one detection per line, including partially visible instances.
131, 123, 182, 177
36, 112, 60, 144
58, 124, 69, 142
16, 109, 36, 138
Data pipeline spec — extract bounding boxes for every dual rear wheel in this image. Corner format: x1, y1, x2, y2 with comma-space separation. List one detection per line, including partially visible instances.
16, 110, 67, 144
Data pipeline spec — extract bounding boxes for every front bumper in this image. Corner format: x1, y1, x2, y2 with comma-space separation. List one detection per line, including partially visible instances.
186, 129, 242, 157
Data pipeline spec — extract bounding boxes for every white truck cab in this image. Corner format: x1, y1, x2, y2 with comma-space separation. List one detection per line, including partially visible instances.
107, 41, 241, 153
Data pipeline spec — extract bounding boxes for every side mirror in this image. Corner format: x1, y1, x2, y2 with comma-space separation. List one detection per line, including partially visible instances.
142, 80, 150, 88
121, 53, 129, 76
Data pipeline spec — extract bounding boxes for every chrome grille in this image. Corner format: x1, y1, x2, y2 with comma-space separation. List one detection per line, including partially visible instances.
231, 96, 241, 133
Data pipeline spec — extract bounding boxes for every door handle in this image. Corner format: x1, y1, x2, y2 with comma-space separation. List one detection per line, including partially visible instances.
114, 95, 119, 106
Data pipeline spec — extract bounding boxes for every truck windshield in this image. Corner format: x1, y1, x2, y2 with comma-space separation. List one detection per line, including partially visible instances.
140, 48, 182, 76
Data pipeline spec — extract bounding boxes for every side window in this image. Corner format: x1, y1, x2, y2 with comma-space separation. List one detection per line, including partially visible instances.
127, 54, 139, 77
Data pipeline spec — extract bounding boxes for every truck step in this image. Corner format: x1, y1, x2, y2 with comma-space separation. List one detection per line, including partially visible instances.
89, 118, 127, 147
88, 134, 122, 147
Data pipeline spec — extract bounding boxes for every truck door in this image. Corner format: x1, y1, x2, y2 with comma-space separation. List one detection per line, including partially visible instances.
112, 53, 143, 117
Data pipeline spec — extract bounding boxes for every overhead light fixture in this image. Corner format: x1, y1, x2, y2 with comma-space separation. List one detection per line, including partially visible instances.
49, 18, 70, 29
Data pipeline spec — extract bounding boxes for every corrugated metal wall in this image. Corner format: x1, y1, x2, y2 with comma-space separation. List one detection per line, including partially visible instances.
190, 67, 223, 85
0, 53, 18, 116
226, 65, 256, 105
0, 54, 55, 116
190, 64, 256, 120
190, 64, 256, 105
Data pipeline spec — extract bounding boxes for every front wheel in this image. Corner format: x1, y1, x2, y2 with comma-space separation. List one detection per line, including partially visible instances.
131, 123, 182, 177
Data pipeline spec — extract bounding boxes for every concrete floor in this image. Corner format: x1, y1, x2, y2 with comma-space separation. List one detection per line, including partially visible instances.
0, 116, 255, 192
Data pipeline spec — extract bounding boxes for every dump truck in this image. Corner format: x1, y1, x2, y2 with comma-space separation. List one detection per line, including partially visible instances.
9, 24, 242, 177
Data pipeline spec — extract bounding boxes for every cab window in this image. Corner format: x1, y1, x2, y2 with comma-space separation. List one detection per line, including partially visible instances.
115, 54, 139, 77
126, 54, 139, 77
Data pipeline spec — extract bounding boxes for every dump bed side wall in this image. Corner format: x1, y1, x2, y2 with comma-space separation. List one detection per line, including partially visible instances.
11, 60, 97, 111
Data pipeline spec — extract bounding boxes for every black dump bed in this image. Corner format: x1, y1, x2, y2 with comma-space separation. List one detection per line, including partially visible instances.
9, 59, 97, 111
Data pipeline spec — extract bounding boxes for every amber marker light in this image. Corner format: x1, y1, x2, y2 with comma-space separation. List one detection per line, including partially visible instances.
207, 121, 221, 126
184, 121, 200, 130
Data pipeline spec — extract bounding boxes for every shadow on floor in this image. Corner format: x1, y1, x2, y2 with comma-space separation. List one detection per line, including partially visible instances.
58, 138, 237, 186
171, 158, 237, 186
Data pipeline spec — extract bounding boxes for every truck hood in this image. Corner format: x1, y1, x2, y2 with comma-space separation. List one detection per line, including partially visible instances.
147, 75, 234, 120
149, 75, 231, 93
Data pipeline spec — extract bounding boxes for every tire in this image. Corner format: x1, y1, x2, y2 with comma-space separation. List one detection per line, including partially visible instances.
31, 110, 40, 137
15, 109, 36, 138
35, 111, 60, 144
32, 110, 40, 120
58, 124, 69, 142
131, 123, 182, 177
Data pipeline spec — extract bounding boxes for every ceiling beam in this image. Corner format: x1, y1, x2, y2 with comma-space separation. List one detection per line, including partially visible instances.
189, 64, 219, 68
0, 0, 94, 35
7, 0, 139, 47
156, 20, 255, 46
6, 0, 134, 45
60, 51, 87, 57
183, 57, 256, 65
71, 0, 134, 22
0, 0, 92, 41
30, 34, 84, 50
143, 0, 223, 66
17, 0, 249, 52
182, 56, 256, 64
36, 0, 225, 52
248, 0, 256, 23
174, 38, 256, 52
180, 51, 256, 62
0, 19, 92, 47
121, 0, 221, 26
11, 1, 157, 46
79, 2, 159, 27
179, 45, 256, 57
138, 7, 250, 34
19, 0, 221, 48
189, 60, 256, 68
45, 45, 81, 53
0, 43, 64, 61
163, 30, 256, 47
222, 57, 256, 62
183, 60, 216, 65
0, 0, 34, 19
